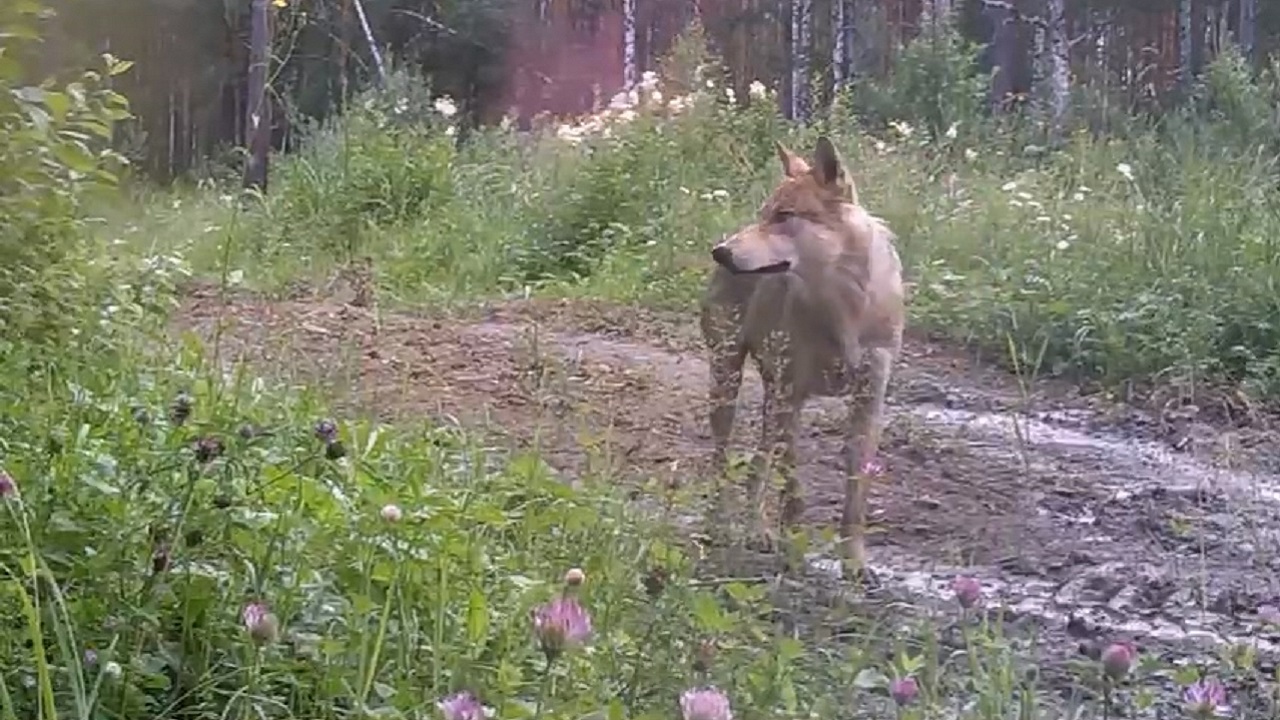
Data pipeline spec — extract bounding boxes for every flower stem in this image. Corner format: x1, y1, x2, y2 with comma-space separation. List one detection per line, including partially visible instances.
533, 653, 556, 720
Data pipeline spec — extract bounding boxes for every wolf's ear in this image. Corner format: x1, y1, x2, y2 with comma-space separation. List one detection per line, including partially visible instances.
812, 136, 844, 187
775, 140, 810, 177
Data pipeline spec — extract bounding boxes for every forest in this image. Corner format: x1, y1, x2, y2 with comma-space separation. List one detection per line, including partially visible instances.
21, 0, 1280, 180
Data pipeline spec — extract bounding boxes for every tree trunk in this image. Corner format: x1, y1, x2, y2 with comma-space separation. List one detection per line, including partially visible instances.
832, 0, 854, 88
920, 0, 951, 32
1202, 1, 1220, 64
352, 0, 387, 85
242, 0, 271, 192
623, 0, 637, 88
985, 0, 1016, 112
1045, 0, 1070, 138
1177, 0, 1193, 93
1031, 12, 1046, 115
1238, 0, 1257, 63
789, 0, 811, 120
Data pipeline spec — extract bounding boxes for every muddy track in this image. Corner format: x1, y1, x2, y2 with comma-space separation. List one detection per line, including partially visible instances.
175, 285, 1280, 693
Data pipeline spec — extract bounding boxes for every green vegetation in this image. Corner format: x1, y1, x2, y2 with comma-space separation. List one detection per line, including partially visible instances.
6, 3, 1280, 719
133, 40, 1280, 401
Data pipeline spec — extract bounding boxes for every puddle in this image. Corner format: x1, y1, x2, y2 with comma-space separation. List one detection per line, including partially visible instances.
912, 405, 1280, 502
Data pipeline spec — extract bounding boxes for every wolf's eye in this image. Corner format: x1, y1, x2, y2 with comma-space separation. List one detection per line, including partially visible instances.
772, 210, 795, 223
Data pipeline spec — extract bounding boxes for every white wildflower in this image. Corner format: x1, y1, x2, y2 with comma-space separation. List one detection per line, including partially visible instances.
444, 125, 456, 137
556, 125, 584, 145
1055, 240, 1070, 251
964, 148, 978, 161
433, 96, 458, 118
609, 91, 631, 110
944, 123, 958, 140
1001, 181, 1018, 192
1116, 163, 1133, 181
889, 120, 914, 138
747, 80, 767, 100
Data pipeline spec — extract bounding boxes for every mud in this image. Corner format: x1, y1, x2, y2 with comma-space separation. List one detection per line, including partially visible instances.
175, 283, 1280, 709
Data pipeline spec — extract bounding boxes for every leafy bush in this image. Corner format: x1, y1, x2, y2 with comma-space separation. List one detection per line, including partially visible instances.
0, 349, 815, 719
0, 0, 132, 345
245, 70, 457, 266
847, 19, 990, 140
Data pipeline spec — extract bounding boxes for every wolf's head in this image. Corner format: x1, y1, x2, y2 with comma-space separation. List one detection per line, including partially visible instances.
710, 136, 858, 275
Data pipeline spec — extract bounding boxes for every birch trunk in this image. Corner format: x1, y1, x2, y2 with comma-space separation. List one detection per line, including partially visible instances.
1045, 0, 1070, 138
1030, 9, 1047, 117
789, 0, 811, 120
623, 0, 637, 88
832, 0, 854, 87
1177, 0, 1193, 92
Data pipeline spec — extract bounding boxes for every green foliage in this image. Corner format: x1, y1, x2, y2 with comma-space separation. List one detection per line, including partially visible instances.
0, 0, 132, 345
137, 47, 1280, 402
245, 70, 457, 264
1189, 45, 1280, 152
847, 19, 990, 140
0, 344, 814, 719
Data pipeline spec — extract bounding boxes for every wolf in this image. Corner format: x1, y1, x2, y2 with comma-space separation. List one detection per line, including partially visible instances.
699, 135, 905, 577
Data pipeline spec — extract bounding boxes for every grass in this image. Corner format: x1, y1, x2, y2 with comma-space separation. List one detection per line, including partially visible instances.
6, 24, 1280, 720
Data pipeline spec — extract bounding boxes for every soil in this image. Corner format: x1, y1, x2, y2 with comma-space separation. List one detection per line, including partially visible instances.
174, 279, 1280, 711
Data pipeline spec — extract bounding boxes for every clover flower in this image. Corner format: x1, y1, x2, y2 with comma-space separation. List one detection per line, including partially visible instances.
680, 686, 732, 720
241, 601, 279, 646
1183, 679, 1229, 718
889, 676, 919, 706
1100, 641, 1137, 680
531, 596, 592, 661
437, 691, 485, 720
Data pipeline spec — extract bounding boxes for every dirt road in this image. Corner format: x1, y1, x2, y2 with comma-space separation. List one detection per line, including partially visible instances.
176, 283, 1280, 680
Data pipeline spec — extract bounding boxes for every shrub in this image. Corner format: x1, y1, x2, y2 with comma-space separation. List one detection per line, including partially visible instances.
0, 0, 132, 346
